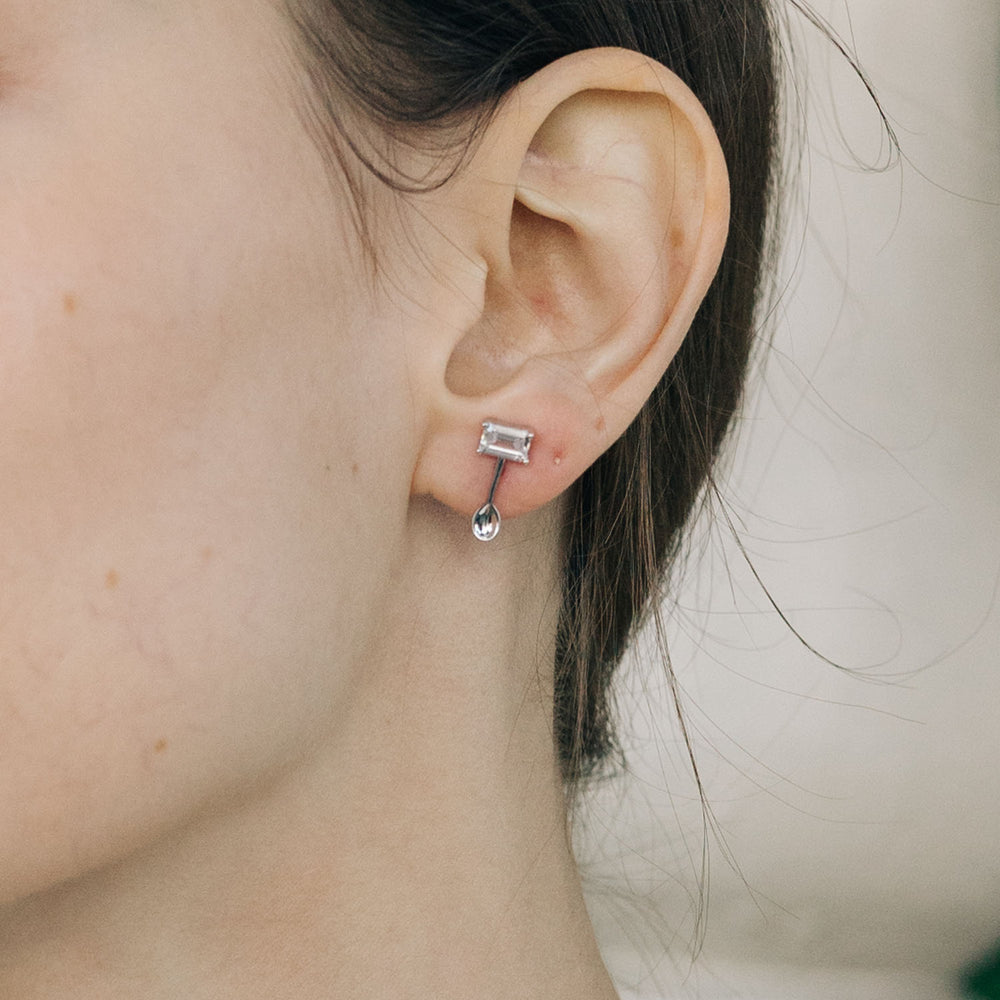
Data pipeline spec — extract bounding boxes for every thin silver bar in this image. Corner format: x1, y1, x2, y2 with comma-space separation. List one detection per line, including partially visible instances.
486, 457, 505, 505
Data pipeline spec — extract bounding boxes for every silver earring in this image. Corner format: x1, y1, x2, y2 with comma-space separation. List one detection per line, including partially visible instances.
472, 421, 534, 541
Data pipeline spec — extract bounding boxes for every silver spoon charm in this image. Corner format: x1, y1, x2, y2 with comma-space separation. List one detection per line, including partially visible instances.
472, 421, 534, 542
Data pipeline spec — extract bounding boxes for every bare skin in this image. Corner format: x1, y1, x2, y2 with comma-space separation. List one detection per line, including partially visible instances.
0, 1, 728, 997
1, 497, 612, 999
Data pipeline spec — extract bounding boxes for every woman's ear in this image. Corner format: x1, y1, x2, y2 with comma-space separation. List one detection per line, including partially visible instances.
410, 47, 730, 525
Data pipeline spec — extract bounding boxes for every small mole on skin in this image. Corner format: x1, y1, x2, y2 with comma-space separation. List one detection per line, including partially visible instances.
201, 546, 214, 564
62, 292, 78, 316
154, 739, 168, 754
105, 569, 119, 590
351, 462, 359, 476
594, 415, 606, 433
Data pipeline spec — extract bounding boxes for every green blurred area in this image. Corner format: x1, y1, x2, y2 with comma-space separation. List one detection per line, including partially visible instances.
963, 944, 1000, 999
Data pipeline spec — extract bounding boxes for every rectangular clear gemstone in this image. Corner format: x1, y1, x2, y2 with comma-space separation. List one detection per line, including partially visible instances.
477, 421, 534, 464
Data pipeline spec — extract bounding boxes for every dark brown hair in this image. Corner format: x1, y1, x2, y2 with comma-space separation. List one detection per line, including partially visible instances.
282, 0, 780, 782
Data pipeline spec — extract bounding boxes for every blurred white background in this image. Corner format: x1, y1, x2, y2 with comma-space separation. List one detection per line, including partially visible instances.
580, 1, 1000, 997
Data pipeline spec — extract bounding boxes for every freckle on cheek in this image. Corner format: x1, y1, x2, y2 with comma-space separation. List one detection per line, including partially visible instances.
62, 292, 78, 316
351, 462, 359, 476
154, 739, 168, 754
105, 569, 119, 590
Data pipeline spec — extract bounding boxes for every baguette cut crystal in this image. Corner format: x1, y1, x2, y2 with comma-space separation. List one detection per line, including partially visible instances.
477, 421, 534, 464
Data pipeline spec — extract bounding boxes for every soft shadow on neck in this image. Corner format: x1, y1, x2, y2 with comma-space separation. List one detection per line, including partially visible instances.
0, 497, 619, 1000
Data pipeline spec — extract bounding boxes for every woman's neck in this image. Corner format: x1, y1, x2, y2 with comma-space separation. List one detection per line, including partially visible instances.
0, 503, 619, 1000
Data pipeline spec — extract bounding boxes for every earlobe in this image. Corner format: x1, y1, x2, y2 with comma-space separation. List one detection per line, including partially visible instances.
411, 48, 730, 531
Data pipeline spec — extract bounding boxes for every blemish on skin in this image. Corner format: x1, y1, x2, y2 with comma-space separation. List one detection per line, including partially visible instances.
594, 415, 607, 433
201, 546, 214, 564
351, 462, 359, 476
105, 569, 120, 590
553, 454, 562, 466
62, 292, 78, 316
153, 738, 168, 754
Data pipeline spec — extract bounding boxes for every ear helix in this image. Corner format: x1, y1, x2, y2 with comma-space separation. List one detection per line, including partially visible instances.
472, 421, 534, 541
